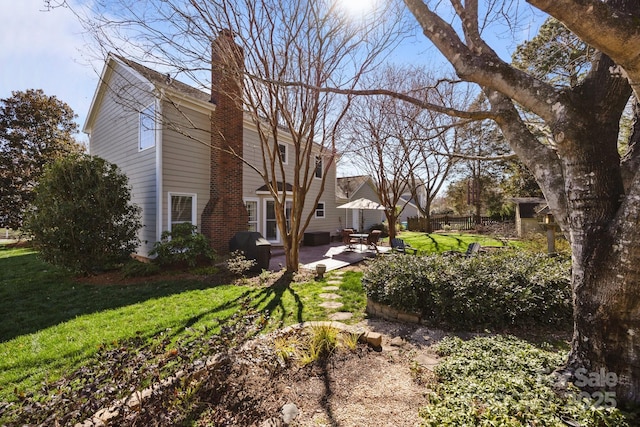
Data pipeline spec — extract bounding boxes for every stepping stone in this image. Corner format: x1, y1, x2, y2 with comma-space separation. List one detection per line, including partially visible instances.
326, 280, 342, 285
319, 293, 341, 300
364, 331, 382, 347
329, 312, 353, 321
319, 301, 343, 309
414, 354, 440, 371
322, 286, 339, 291
390, 336, 405, 347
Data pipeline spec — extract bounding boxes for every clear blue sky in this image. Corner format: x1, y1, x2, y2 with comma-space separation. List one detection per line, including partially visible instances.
0, 0, 543, 149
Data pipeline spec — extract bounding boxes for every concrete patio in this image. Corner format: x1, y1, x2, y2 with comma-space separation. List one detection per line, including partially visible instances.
268, 241, 391, 272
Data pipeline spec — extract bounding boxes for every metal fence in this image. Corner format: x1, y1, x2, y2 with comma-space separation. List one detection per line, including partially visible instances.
407, 215, 495, 232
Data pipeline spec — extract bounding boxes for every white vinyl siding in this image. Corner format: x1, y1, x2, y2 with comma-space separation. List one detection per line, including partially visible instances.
241, 126, 342, 242
161, 101, 211, 235
87, 62, 158, 256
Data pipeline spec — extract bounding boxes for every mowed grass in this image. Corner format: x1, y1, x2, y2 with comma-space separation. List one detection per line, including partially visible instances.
397, 231, 509, 254
0, 246, 365, 403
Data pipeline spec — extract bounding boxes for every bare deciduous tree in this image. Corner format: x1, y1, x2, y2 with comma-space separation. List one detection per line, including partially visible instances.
344, 67, 468, 238
70, 0, 408, 271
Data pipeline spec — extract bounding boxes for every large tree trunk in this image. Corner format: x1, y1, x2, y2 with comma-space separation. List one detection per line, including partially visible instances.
560, 118, 640, 404
571, 229, 640, 404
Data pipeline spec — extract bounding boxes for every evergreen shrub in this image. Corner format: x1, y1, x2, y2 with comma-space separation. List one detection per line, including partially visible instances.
26, 154, 141, 274
150, 222, 215, 267
362, 251, 571, 330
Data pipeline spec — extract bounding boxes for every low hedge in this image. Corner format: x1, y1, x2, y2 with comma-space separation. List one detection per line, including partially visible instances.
362, 251, 571, 330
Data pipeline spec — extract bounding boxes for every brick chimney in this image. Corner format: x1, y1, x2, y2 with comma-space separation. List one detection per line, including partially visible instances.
201, 30, 248, 254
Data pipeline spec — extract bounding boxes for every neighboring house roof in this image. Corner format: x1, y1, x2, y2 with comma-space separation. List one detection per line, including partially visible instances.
399, 194, 419, 209
336, 175, 370, 199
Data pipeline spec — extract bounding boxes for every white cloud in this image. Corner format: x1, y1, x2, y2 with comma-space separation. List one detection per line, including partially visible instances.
0, 0, 98, 141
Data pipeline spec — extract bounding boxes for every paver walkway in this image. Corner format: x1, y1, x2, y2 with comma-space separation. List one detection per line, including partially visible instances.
317, 270, 353, 320
269, 242, 391, 272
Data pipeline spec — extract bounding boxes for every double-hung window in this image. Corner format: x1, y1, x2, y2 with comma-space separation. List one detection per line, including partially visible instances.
139, 104, 156, 151
314, 155, 323, 179
245, 200, 258, 232
278, 143, 287, 164
169, 193, 196, 230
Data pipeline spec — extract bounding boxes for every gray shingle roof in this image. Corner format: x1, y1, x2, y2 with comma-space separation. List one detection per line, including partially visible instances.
113, 54, 211, 104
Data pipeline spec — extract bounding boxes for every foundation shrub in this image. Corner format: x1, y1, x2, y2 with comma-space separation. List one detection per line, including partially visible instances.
25, 154, 141, 274
150, 223, 215, 268
362, 251, 571, 330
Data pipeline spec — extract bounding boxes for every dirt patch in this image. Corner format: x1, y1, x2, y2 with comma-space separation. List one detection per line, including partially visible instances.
186, 320, 442, 427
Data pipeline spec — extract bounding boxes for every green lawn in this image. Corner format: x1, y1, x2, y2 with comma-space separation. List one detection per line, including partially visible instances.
0, 246, 365, 403
395, 231, 509, 254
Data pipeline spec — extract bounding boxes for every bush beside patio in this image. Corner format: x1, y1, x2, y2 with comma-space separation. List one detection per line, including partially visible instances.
362, 250, 572, 330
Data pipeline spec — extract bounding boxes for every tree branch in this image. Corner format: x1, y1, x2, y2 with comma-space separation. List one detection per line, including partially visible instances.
244, 71, 495, 121
403, 0, 563, 124
528, 0, 640, 100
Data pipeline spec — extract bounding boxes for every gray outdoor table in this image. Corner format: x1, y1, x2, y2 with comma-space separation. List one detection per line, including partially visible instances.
350, 233, 369, 252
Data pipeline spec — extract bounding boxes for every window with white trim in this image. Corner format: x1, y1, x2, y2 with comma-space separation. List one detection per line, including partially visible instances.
245, 200, 258, 232
139, 104, 156, 150
278, 143, 287, 164
314, 155, 323, 178
169, 193, 196, 230
315, 202, 325, 218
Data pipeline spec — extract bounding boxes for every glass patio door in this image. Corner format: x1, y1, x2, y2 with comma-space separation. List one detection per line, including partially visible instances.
265, 200, 292, 243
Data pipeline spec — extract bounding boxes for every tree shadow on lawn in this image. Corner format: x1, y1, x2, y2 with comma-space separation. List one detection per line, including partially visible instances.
408, 233, 467, 253
0, 251, 244, 343
250, 273, 305, 329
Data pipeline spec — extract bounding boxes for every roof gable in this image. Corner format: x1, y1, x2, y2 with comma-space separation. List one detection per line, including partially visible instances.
83, 54, 212, 133
336, 175, 371, 199
113, 55, 210, 103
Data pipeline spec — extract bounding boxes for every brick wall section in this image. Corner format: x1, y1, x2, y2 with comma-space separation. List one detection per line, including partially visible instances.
366, 298, 422, 324
201, 30, 248, 254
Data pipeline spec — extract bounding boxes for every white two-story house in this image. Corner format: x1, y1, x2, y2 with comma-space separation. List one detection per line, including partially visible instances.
83, 38, 342, 257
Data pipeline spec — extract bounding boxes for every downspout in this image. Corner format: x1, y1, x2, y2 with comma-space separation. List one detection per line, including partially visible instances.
155, 95, 163, 251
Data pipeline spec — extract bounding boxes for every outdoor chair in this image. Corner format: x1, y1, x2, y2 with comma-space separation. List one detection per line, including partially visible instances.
366, 230, 382, 254
444, 242, 481, 257
342, 228, 357, 250
464, 242, 482, 257
391, 238, 418, 255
